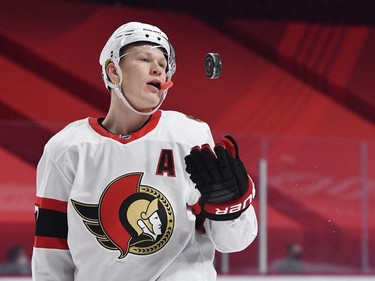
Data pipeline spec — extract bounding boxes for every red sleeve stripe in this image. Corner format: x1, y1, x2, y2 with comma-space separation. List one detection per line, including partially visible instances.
34, 236, 68, 250
36, 196, 68, 213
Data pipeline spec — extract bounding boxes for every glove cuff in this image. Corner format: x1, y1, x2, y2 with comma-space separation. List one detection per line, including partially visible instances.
189, 200, 206, 232
203, 184, 254, 221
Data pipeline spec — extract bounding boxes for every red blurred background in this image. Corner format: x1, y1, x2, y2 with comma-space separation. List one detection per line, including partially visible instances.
1, 0, 374, 274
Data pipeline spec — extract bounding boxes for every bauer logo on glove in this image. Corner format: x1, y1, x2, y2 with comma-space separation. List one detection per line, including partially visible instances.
185, 135, 254, 221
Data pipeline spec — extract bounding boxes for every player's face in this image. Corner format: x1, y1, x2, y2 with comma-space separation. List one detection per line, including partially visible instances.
119, 44, 168, 113
149, 212, 162, 236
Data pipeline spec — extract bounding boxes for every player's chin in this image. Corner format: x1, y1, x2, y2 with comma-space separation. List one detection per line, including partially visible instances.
145, 91, 162, 104
137, 98, 161, 112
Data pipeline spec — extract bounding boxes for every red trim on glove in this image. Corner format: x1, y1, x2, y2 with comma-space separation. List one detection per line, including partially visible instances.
217, 138, 236, 158
189, 199, 206, 233
203, 184, 253, 217
190, 199, 202, 216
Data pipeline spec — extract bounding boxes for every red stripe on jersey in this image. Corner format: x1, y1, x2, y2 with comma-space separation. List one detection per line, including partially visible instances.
36, 196, 67, 213
89, 110, 162, 144
34, 236, 68, 250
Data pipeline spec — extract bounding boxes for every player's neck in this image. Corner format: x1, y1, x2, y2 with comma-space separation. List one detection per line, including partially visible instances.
102, 99, 151, 135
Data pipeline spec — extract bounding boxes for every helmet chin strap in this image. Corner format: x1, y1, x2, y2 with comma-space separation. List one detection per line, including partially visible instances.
113, 84, 167, 116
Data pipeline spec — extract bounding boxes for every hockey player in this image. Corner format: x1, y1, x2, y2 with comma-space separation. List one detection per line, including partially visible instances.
32, 22, 257, 281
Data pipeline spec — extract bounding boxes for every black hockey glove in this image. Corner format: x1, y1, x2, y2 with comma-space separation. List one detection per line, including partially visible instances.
185, 135, 254, 221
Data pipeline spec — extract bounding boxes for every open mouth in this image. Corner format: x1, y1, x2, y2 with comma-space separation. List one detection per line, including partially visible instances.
147, 81, 161, 90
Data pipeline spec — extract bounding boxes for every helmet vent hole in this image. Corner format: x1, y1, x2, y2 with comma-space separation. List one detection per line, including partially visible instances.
157, 37, 161, 41
145, 34, 150, 38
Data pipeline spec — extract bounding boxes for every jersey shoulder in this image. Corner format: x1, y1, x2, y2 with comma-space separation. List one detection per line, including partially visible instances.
161, 110, 207, 126
43, 118, 98, 159
158, 110, 213, 145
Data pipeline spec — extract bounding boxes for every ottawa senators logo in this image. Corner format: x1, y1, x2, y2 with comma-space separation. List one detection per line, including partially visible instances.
71, 173, 174, 259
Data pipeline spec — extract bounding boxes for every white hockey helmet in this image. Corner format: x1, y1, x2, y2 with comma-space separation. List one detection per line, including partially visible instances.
99, 21, 176, 90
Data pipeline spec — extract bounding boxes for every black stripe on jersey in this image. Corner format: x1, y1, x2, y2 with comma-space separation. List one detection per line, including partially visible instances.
35, 208, 68, 239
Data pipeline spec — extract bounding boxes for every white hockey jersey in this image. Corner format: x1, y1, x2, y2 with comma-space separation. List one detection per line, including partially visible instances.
32, 110, 257, 281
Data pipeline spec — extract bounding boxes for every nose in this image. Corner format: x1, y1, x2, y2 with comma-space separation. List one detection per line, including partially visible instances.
151, 61, 163, 76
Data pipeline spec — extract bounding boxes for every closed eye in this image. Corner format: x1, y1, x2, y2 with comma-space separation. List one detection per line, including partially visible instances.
159, 62, 166, 69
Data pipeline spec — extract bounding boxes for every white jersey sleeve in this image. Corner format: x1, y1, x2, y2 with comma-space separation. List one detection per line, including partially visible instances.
204, 203, 258, 253
33, 129, 77, 281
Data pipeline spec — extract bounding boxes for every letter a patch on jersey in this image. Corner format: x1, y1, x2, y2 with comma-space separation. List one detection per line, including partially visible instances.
156, 149, 175, 177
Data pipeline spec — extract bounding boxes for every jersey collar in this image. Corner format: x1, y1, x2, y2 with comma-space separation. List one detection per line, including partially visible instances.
89, 110, 162, 144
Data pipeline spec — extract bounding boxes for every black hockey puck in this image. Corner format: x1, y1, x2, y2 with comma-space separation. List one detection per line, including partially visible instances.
205, 53, 222, 79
